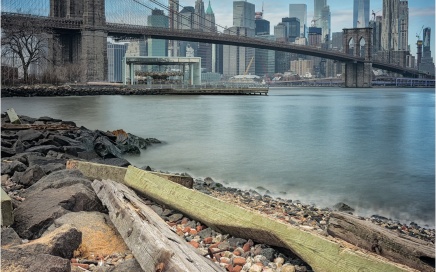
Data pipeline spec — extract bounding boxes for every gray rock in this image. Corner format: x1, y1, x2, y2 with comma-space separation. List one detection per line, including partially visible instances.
9, 152, 45, 165
261, 247, 276, 261
333, 202, 355, 212
12, 140, 26, 153
91, 157, 131, 167
12, 164, 46, 187
107, 258, 142, 272
26, 155, 66, 174
17, 129, 43, 142
1, 160, 27, 175
168, 213, 184, 223
14, 171, 103, 239
150, 205, 163, 215
25, 145, 62, 155
1, 250, 71, 272
63, 145, 87, 156
94, 136, 122, 159
1, 227, 22, 246
228, 237, 248, 248
1, 138, 13, 148
51, 134, 81, 146
1, 146, 16, 157
198, 228, 217, 239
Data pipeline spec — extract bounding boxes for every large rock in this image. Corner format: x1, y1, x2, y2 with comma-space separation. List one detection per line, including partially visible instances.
107, 258, 143, 272
11, 164, 46, 187
14, 170, 104, 239
1, 160, 27, 175
52, 135, 82, 147
90, 157, 131, 167
94, 136, 122, 159
26, 155, 66, 174
44, 211, 129, 259
25, 145, 62, 155
9, 152, 45, 165
1, 250, 71, 272
1, 227, 22, 246
16, 129, 43, 142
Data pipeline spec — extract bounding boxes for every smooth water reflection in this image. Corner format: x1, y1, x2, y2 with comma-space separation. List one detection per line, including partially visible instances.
2, 88, 434, 226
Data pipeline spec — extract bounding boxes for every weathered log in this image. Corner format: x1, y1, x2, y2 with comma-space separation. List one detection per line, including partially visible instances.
91, 179, 223, 272
123, 166, 415, 272
67, 160, 193, 188
327, 211, 435, 272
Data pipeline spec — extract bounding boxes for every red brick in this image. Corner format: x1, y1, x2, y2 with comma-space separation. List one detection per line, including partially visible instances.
233, 265, 243, 272
233, 250, 241, 256
203, 237, 213, 244
70, 258, 78, 263
189, 229, 198, 235
242, 242, 251, 252
183, 227, 191, 233
72, 263, 89, 269
233, 257, 246, 266
196, 225, 203, 232
189, 241, 199, 248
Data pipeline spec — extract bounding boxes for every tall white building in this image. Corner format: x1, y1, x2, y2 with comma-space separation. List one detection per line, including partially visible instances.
381, 0, 399, 51
353, 0, 370, 27
223, 1, 255, 77
398, 0, 408, 51
313, 0, 326, 27
194, 0, 205, 30
107, 42, 128, 82
289, 4, 307, 38
233, 1, 255, 29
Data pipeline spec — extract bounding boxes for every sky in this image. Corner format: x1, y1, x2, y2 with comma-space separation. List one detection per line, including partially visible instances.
180, 0, 435, 58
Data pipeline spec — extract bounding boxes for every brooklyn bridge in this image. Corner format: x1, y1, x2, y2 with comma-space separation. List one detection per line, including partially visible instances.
1, 0, 432, 87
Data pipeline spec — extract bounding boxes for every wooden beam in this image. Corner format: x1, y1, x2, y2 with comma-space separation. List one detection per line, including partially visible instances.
91, 179, 222, 272
327, 212, 435, 272
123, 166, 416, 272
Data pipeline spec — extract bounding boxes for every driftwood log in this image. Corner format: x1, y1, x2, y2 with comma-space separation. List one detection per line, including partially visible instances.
91, 179, 222, 272
327, 211, 435, 272
123, 166, 415, 272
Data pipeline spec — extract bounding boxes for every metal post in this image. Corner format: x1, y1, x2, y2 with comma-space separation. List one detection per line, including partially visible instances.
130, 63, 134, 85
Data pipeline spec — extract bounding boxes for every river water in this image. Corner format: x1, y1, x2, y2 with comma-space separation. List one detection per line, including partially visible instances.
2, 87, 435, 227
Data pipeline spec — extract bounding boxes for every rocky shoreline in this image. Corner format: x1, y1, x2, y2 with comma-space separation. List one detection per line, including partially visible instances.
1, 114, 434, 272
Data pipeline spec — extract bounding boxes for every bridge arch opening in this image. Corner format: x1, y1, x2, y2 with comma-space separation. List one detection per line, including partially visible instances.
358, 37, 366, 58
347, 38, 355, 56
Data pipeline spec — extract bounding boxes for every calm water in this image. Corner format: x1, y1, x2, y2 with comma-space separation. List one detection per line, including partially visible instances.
2, 87, 435, 227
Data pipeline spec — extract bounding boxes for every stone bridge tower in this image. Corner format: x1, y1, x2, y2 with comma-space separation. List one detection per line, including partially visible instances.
343, 28, 373, 87
50, 0, 107, 82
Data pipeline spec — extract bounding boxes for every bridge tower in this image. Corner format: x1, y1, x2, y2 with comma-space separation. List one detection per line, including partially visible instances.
343, 28, 373, 87
50, 0, 107, 82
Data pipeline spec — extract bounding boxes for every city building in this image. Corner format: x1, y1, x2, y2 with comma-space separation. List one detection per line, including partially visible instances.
194, 0, 205, 30
125, 40, 147, 71
353, 0, 370, 27
369, 16, 383, 54
314, 0, 326, 27
420, 27, 435, 74
255, 35, 275, 77
233, 1, 255, 29
308, 27, 322, 47
168, 0, 179, 57
289, 4, 307, 38
290, 58, 313, 77
223, 1, 256, 77
147, 9, 168, 57
381, 0, 399, 51
274, 23, 287, 42
331, 32, 343, 51
398, 0, 408, 51
320, 5, 331, 42
179, 6, 195, 30
281, 17, 300, 42
255, 12, 270, 35
205, 0, 216, 32
107, 42, 128, 82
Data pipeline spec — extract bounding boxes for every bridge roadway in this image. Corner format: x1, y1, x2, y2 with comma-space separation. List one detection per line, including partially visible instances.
1, 12, 429, 78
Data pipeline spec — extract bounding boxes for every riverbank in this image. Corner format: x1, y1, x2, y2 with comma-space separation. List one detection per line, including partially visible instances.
1, 84, 268, 97
1, 114, 434, 271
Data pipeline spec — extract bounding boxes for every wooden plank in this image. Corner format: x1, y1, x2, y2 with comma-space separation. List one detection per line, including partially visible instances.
1, 187, 14, 226
124, 166, 416, 272
91, 179, 223, 272
66, 160, 193, 188
6, 108, 21, 124
327, 212, 435, 272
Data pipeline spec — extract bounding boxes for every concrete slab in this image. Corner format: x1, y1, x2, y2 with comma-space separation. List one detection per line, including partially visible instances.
1, 187, 14, 226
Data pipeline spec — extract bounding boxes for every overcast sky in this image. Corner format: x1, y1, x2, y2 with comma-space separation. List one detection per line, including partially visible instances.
180, 0, 435, 58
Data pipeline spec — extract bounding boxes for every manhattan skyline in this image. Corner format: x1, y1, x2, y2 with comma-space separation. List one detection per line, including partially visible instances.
180, 0, 435, 58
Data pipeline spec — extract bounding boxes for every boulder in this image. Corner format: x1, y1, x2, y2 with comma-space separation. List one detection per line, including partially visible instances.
11, 164, 46, 187
51, 135, 81, 147
25, 145, 62, 155
1, 227, 22, 246
14, 170, 103, 239
1, 160, 27, 176
1, 250, 71, 272
9, 152, 45, 165
12, 140, 26, 153
26, 155, 66, 174
90, 157, 131, 167
44, 211, 129, 259
107, 258, 143, 272
16, 129, 43, 142
1, 147, 16, 157
93, 136, 122, 159
333, 202, 355, 212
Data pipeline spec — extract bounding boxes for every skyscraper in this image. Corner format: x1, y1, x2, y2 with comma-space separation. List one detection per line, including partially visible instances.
107, 42, 128, 82
147, 9, 169, 57
381, 0, 399, 51
420, 27, 435, 74
314, 0, 326, 27
255, 12, 270, 35
233, 1, 255, 29
194, 0, 205, 30
321, 5, 331, 42
168, 0, 179, 57
398, 0, 408, 51
289, 4, 307, 38
281, 17, 300, 42
353, 0, 370, 27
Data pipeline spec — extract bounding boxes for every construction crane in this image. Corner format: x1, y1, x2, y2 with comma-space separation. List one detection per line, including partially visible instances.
416, 25, 424, 40
243, 56, 255, 76
371, 9, 381, 21
311, 17, 322, 27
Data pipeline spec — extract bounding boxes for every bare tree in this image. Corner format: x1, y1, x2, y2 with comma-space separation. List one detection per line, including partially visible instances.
1, 20, 52, 83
